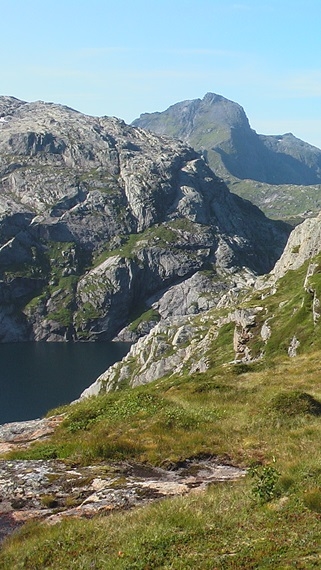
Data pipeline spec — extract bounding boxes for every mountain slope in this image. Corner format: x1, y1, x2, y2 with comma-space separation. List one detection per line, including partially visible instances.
133, 92, 321, 185
0, 97, 289, 342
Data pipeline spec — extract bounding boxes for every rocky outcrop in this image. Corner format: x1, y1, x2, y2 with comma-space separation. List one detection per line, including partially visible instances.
83, 210, 321, 395
0, 97, 290, 342
0, 416, 64, 454
288, 336, 300, 357
267, 213, 321, 282
81, 301, 267, 396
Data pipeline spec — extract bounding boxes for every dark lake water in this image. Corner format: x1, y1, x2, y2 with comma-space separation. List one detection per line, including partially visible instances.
0, 342, 131, 424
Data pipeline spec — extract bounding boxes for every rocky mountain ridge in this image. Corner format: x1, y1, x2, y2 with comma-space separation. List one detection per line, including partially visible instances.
0, 96, 289, 342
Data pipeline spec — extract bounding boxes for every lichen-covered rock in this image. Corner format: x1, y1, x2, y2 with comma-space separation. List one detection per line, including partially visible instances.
288, 336, 300, 357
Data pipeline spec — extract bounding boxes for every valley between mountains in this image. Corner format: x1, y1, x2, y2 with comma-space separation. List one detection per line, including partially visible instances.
2, 94, 321, 568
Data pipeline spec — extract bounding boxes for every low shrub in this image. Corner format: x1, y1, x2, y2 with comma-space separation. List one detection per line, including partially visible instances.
249, 464, 281, 503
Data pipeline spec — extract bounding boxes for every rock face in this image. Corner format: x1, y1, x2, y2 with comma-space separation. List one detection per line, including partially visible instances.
81, 302, 266, 397
81, 211, 321, 397
0, 96, 289, 342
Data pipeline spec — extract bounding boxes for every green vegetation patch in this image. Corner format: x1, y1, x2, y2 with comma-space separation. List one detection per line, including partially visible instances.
92, 220, 197, 269
255, 260, 321, 358
46, 275, 79, 327
303, 487, 321, 513
206, 322, 235, 367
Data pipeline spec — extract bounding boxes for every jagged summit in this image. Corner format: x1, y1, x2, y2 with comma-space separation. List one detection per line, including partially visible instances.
133, 92, 251, 143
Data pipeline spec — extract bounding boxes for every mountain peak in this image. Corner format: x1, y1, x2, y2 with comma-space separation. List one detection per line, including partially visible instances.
133, 93, 321, 186
0, 95, 27, 117
202, 92, 232, 104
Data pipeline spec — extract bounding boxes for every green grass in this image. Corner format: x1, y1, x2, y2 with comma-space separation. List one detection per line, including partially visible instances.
240, 254, 321, 360
228, 178, 321, 222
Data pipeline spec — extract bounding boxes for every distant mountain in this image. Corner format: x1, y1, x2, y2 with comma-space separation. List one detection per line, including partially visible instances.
133, 93, 321, 185
133, 93, 321, 221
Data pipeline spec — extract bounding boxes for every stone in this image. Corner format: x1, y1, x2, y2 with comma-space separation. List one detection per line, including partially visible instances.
288, 336, 300, 357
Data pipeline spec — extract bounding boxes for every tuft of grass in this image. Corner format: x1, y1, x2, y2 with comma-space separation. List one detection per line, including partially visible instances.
269, 390, 321, 417
303, 488, 321, 513
40, 494, 59, 509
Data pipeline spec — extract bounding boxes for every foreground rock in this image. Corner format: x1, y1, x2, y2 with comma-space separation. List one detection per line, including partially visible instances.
0, 458, 245, 527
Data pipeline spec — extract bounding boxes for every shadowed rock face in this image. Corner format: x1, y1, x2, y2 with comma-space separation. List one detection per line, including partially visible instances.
0, 96, 290, 342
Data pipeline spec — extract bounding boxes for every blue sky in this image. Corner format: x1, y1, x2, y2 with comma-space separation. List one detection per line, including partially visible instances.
2, 0, 321, 147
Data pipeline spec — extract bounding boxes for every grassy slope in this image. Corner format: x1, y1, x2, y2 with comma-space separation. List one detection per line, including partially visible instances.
3, 259, 321, 567
2, 354, 321, 569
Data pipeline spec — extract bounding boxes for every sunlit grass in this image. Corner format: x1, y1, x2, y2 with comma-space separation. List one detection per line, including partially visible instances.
2, 476, 321, 569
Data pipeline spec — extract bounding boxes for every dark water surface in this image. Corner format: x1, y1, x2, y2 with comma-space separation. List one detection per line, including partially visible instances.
0, 342, 131, 424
